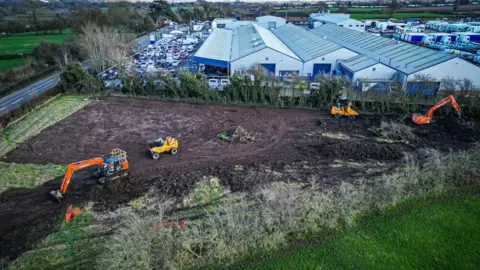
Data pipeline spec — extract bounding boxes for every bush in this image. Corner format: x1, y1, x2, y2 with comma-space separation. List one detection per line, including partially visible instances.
60, 62, 102, 94
376, 121, 417, 142
97, 147, 480, 270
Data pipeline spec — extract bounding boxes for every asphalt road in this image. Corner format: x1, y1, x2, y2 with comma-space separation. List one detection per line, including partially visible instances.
0, 34, 151, 115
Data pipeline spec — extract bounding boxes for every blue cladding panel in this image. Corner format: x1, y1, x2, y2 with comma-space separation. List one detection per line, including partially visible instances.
194, 56, 229, 68
406, 82, 440, 95
369, 82, 390, 92
338, 64, 353, 80
260, 64, 276, 75
312, 64, 332, 77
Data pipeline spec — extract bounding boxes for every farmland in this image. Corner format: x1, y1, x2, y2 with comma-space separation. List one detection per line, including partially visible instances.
0, 95, 479, 269
0, 29, 73, 55
0, 57, 32, 73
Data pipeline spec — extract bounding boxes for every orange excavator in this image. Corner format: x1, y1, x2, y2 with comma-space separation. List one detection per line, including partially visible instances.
412, 95, 461, 125
50, 149, 129, 202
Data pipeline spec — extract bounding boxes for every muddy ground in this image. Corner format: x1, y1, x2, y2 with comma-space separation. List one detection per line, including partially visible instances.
1, 96, 479, 261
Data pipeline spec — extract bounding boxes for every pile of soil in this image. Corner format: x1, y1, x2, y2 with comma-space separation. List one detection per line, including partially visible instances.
219, 126, 256, 143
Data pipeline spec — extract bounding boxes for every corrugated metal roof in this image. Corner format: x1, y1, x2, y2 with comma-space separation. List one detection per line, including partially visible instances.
340, 55, 378, 72
194, 28, 233, 62
310, 24, 455, 74
311, 15, 350, 24
231, 23, 300, 61
272, 23, 343, 61
231, 24, 266, 60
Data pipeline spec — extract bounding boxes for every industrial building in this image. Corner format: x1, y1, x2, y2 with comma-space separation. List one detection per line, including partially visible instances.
195, 20, 480, 93
308, 12, 365, 32
230, 24, 302, 76
194, 23, 302, 76
272, 23, 358, 77
254, 15, 286, 30
211, 18, 251, 30
311, 24, 480, 93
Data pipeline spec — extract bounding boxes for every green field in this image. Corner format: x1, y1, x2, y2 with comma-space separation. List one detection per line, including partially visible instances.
0, 29, 73, 55
329, 7, 383, 12
238, 192, 480, 269
0, 57, 32, 73
351, 13, 454, 20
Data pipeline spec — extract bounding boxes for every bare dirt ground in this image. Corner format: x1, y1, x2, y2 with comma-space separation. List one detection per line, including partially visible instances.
1, 96, 479, 261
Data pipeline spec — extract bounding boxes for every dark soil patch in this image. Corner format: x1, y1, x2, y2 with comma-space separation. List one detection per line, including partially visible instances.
313, 140, 407, 161
0, 96, 478, 262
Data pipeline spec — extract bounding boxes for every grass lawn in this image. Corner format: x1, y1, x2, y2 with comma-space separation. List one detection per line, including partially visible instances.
0, 57, 32, 73
0, 162, 66, 191
0, 29, 73, 55
351, 13, 454, 20
0, 94, 90, 157
236, 191, 480, 269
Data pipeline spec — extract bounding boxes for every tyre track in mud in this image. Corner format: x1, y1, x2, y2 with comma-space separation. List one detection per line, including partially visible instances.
2, 96, 479, 262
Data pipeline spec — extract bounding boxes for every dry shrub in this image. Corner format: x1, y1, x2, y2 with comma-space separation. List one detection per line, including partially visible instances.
98, 147, 480, 270
376, 120, 417, 142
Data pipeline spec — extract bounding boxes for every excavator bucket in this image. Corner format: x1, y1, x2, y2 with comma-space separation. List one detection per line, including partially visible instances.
49, 190, 63, 203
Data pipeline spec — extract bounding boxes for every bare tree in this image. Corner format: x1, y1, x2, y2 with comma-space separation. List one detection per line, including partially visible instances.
55, 46, 73, 70
78, 22, 130, 74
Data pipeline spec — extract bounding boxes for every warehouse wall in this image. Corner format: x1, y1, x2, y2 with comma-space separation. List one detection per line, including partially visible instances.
336, 19, 365, 32
353, 63, 396, 81
303, 48, 358, 76
230, 48, 302, 76
408, 58, 480, 89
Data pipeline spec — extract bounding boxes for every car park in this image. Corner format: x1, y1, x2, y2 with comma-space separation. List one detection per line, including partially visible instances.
101, 26, 204, 88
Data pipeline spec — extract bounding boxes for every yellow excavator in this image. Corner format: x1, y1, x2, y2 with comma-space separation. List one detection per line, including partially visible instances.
50, 149, 129, 202
148, 136, 179, 159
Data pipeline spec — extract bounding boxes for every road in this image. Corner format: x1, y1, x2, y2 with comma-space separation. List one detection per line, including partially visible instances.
0, 34, 151, 115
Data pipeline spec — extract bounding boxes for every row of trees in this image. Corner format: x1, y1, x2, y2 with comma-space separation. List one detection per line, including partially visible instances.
0, 2, 156, 35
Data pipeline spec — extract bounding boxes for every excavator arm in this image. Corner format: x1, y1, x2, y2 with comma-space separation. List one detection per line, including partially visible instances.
51, 157, 104, 202
412, 95, 461, 125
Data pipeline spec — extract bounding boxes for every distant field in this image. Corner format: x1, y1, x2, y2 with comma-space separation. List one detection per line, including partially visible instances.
0, 29, 73, 55
351, 13, 455, 20
2, 7, 55, 21
0, 58, 32, 73
329, 7, 383, 12
277, 8, 318, 13
238, 192, 480, 269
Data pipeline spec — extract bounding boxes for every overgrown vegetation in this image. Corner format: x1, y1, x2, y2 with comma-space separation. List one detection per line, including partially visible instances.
0, 162, 66, 192
0, 94, 90, 156
9, 212, 106, 270
235, 191, 480, 269
93, 147, 480, 269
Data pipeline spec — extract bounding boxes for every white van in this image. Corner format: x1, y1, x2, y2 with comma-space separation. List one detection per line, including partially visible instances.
208, 79, 219, 89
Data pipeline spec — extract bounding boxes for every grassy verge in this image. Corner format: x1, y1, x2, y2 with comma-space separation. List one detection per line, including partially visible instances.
0, 29, 73, 55
9, 212, 107, 270
235, 190, 480, 269
0, 94, 90, 156
0, 57, 32, 73
0, 162, 66, 192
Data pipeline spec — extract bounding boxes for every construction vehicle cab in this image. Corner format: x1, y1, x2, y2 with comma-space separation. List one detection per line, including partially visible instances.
331, 101, 359, 119
149, 136, 178, 159
412, 95, 461, 124
50, 149, 129, 202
